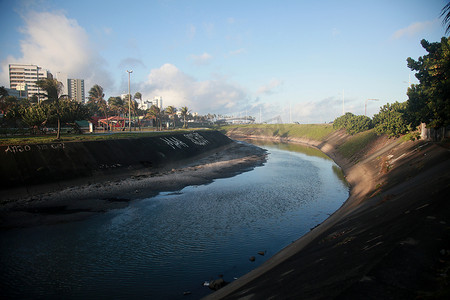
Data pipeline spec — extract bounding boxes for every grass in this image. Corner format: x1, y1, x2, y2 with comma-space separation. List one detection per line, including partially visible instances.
337, 129, 378, 159
0, 128, 210, 146
220, 123, 335, 141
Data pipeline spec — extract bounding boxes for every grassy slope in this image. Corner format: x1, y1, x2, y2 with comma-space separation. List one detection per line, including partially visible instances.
221, 124, 380, 160
0, 128, 210, 146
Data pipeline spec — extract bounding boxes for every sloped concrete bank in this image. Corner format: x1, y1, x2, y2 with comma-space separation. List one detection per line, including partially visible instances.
0, 131, 231, 191
206, 130, 450, 299
0, 131, 268, 228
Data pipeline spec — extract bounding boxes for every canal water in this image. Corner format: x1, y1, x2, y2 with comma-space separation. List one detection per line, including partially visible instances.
0, 141, 348, 299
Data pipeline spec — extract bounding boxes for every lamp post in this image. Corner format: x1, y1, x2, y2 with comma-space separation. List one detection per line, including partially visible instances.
127, 70, 133, 132
365, 98, 379, 116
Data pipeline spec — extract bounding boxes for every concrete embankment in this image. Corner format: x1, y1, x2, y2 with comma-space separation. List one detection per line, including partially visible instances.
0, 130, 232, 193
207, 128, 450, 299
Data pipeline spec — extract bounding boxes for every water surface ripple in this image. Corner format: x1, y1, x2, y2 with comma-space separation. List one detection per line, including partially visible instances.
0, 142, 348, 299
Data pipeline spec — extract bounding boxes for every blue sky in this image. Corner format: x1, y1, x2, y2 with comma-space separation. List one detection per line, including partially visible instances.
0, 0, 447, 123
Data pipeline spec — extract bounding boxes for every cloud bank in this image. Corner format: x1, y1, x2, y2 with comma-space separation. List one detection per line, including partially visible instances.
0, 10, 112, 91
140, 63, 247, 114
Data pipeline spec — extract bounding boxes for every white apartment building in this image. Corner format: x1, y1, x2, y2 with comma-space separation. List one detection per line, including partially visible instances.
137, 96, 163, 110
68, 79, 85, 103
9, 64, 52, 101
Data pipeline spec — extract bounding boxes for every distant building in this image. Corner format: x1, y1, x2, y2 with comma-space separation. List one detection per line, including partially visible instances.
68, 79, 85, 103
138, 96, 163, 110
54, 72, 68, 96
9, 64, 52, 101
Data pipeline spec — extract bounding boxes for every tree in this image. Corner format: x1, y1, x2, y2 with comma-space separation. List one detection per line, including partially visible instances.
88, 84, 109, 130
20, 103, 49, 134
108, 96, 126, 117
145, 105, 162, 130
134, 92, 142, 103
165, 106, 177, 128
373, 101, 409, 137
180, 106, 190, 128
406, 37, 450, 129
57, 99, 90, 134
1, 87, 14, 114
332, 112, 373, 135
442, 2, 450, 34
36, 78, 64, 139
333, 112, 356, 130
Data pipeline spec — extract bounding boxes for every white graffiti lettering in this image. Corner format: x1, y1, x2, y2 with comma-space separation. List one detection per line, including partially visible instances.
4, 143, 65, 154
184, 132, 209, 146
160, 137, 189, 149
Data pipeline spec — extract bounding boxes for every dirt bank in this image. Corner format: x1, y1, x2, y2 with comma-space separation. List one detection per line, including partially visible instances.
0, 133, 267, 229
205, 130, 450, 299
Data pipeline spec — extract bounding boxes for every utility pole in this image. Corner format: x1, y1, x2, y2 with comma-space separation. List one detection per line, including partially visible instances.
127, 70, 133, 132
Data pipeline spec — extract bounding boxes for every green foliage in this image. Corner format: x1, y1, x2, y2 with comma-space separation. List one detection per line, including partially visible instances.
333, 112, 373, 135
333, 112, 355, 130
406, 37, 450, 128
373, 101, 409, 137
21, 103, 49, 129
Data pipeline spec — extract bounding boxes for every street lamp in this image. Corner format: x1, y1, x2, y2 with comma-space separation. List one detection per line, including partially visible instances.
365, 98, 379, 116
127, 70, 133, 132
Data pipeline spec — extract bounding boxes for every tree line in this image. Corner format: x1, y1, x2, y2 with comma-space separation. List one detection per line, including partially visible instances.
0, 80, 216, 139
333, 37, 449, 140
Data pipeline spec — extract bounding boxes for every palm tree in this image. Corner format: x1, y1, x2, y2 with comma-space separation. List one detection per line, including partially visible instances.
36, 78, 64, 139
134, 92, 142, 105
165, 105, 177, 128
88, 84, 109, 130
442, 2, 450, 34
180, 106, 190, 128
145, 105, 161, 130
108, 96, 125, 116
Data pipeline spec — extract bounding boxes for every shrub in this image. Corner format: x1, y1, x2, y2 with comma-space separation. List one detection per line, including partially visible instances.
373, 101, 409, 137
333, 113, 373, 135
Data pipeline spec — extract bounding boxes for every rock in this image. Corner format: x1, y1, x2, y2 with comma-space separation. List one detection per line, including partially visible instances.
209, 278, 228, 290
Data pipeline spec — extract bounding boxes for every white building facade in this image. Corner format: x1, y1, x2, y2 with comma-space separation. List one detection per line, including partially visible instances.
9, 64, 52, 101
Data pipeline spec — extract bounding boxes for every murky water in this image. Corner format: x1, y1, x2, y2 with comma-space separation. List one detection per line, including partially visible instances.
0, 141, 348, 299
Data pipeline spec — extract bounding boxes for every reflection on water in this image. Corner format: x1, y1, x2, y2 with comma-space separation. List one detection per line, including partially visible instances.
0, 141, 348, 300
247, 139, 331, 160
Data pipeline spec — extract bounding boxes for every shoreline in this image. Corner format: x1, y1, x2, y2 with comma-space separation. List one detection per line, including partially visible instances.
0, 141, 267, 229
204, 132, 450, 299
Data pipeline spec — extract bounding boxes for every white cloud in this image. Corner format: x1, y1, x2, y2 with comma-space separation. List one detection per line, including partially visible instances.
256, 79, 282, 96
391, 20, 437, 40
140, 63, 247, 114
0, 10, 112, 91
189, 52, 212, 65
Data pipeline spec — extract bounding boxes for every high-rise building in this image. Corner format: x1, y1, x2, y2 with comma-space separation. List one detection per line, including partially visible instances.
68, 79, 85, 103
9, 64, 52, 101
54, 72, 68, 96
153, 96, 163, 109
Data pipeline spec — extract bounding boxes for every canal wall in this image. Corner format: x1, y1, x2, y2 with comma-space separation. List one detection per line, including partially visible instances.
210, 127, 450, 299
0, 130, 233, 190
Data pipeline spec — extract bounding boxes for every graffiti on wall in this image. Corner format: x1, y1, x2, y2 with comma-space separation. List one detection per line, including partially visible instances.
160, 137, 189, 149
183, 132, 209, 145
4, 143, 65, 154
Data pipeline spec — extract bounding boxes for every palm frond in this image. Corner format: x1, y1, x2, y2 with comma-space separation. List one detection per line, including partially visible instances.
441, 2, 450, 34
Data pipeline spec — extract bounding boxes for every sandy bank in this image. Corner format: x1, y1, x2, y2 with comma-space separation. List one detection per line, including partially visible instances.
0, 141, 267, 229
205, 131, 450, 299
